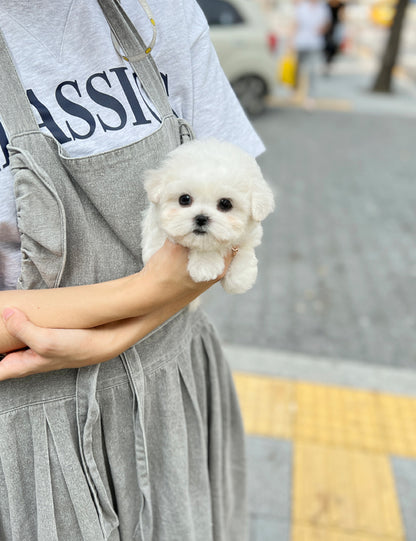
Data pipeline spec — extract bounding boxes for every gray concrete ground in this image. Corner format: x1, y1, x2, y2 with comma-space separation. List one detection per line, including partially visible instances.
205, 56, 416, 370
392, 457, 416, 541
203, 54, 416, 540
247, 437, 292, 541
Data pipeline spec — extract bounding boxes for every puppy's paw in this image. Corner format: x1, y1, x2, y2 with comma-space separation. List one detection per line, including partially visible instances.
187, 251, 225, 282
221, 250, 258, 294
221, 269, 257, 294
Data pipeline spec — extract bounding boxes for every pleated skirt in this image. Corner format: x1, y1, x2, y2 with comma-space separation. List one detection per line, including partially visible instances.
0, 309, 247, 541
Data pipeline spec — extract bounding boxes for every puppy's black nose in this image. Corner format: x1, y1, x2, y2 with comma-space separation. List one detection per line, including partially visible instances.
194, 214, 209, 227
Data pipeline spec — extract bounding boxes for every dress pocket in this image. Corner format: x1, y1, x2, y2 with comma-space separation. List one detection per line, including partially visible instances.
9, 145, 67, 290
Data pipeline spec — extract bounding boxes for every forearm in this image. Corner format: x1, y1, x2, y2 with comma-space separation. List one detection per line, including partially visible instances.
0, 279, 205, 380
0, 272, 149, 329
0, 274, 186, 352
0, 242, 220, 354
0, 272, 147, 352
1, 241, 203, 328
0, 279, 188, 354
84, 297, 198, 365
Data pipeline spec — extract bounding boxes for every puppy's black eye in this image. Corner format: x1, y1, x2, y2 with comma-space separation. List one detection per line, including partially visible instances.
217, 198, 233, 212
179, 194, 193, 206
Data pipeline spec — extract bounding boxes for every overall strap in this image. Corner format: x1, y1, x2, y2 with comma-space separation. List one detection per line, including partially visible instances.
97, 0, 174, 120
0, 29, 40, 138
0, 0, 173, 139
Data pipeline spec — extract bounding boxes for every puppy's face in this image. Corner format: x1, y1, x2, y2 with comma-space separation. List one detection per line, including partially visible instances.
144, 139, 275, 250
153, 178, 251, 250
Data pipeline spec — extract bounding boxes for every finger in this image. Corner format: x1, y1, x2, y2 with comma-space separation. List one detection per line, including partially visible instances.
2, 307, 48, 353
0, 349, 43, 381
3, 307, 34, 342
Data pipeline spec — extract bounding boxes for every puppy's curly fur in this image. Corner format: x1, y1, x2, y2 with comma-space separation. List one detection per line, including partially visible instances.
142, 138, 274, 300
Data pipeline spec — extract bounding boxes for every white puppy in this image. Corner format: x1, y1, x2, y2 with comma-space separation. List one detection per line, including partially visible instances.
141, 138, 274, 299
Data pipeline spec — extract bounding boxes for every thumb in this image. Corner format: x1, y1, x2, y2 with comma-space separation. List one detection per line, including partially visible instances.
2, 307, 35, 345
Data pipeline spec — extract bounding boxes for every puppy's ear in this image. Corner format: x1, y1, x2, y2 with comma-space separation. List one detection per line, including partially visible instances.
143, 169, 164, 204
251, 175, 275, 222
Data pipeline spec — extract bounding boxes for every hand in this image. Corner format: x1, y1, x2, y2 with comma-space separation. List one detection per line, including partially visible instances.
139, 240, 234, 311
0, 308, 132, 380
143, 239, 234, 287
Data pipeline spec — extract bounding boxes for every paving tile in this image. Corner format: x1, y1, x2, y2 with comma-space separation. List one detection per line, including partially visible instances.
377, 395, 416, 457
236, 373, 416, 540
246, 436, 292, 519
292, 443, 404, 539
391, 456, 416, 541
234, 372, 416, 458
234, 373, 296, 439
294, 383, 385, 453
292, 524, 403, 541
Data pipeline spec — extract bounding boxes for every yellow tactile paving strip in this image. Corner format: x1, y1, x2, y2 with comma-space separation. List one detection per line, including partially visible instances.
233, 372, 412, 541
234, 373, 416, 457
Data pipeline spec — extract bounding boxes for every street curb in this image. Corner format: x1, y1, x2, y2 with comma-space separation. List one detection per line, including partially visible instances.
224, 344, 416, 397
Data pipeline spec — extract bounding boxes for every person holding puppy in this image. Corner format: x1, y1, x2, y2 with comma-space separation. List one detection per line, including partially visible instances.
0, 0, 265, 539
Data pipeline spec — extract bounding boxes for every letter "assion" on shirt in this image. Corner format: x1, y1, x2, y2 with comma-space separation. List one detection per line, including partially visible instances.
0, 66, 171, 171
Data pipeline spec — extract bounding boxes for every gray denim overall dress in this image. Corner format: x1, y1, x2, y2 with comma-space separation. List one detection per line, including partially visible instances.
0, 1, 247, 539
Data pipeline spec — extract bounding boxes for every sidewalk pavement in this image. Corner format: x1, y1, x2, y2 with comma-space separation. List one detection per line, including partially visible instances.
225, 345, 416, 541
205, 58, 416, 369
215, 52, 416, 541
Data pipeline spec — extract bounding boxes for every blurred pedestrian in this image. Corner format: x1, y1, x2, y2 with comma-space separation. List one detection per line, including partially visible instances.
323, 0, 346, 74
291, 0, 331, 108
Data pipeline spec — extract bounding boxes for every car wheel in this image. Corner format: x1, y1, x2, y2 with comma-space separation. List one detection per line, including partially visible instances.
231, 75, 267, 116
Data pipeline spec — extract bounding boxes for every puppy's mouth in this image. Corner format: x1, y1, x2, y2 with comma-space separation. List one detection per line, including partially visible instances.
193, 228, 208, 236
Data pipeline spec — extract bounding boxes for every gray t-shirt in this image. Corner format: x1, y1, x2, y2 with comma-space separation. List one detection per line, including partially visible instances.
0, 0, 264, 290
294, 0, 330, 51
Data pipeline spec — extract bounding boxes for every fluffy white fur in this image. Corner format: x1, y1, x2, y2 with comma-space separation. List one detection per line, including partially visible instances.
141, 138, 275, 302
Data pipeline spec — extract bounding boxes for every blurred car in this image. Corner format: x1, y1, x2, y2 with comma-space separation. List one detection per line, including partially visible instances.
197, 0, 278, 115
